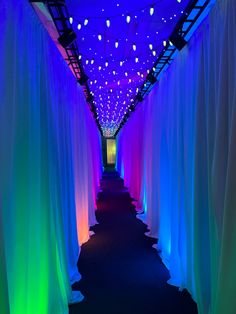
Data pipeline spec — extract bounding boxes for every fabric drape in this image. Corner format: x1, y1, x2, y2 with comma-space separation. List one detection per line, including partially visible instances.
117, 0, 236, 313
0, 2, 101, 313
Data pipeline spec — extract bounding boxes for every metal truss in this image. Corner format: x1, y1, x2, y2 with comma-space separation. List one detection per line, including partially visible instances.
114, 0, 213, 137
29, 0, 103, 134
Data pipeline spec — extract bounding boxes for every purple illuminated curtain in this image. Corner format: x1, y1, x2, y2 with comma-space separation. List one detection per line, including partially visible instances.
0, 2, 101, 313
117, 0, 236, 313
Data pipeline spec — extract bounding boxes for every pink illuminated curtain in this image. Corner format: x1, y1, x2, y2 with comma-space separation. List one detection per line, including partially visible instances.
73, 101, 102, 245
117, 0, 236, 313
0, 2, 101, 314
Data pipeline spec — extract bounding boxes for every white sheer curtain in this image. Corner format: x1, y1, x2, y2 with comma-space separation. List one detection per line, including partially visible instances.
0, 2, 101, 313
117, 0, 236, 313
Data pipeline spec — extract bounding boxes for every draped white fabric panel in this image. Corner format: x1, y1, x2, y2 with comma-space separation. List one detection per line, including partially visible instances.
0, 2, 102, 313
117, 1, 236, 313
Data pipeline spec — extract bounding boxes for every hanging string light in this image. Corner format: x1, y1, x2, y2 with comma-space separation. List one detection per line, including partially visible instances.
69, 17, 73, 24
150, 6, 154, 16
71, 0, 189, 136
106, 19, 111, 27
126, 14, 131, 23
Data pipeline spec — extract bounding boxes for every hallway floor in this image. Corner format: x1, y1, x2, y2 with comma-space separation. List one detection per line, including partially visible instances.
69, 170, 198, 314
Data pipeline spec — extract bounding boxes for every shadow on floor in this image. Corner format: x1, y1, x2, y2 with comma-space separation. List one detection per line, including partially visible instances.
69, 170, 198, 314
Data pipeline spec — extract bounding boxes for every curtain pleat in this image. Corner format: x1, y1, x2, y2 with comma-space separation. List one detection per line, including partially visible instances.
117, 0, 236, 313
0, 2, 102, 314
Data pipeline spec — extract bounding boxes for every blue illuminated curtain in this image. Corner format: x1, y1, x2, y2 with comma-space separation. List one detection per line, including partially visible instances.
0, 2, 101, 313
117, 0, 236, 313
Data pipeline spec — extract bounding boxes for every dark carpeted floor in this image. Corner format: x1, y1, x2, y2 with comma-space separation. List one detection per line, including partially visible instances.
69, 169, 198, 314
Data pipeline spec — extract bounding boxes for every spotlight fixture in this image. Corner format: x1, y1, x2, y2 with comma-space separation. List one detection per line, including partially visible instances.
137, 93, 144, 102
86, 94, 94, 103
77, 74, 89, 85
57, 29, 76, 48
129, 105, 135, 111
147, 73, 157, 84
169, 33, 187, 50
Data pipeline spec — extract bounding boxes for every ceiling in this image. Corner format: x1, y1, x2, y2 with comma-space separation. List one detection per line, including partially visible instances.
66, 0, 191, 137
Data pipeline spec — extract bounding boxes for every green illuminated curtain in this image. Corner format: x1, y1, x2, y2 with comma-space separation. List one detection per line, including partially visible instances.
0, 2, 101, 314
0, 214, 10, 314
117, 0, 236, 313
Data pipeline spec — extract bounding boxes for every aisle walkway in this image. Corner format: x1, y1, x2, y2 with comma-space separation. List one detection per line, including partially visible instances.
69, 170, 198, 314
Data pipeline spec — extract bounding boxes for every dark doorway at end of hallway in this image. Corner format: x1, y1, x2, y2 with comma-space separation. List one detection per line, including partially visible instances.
70, 169, 198, 314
